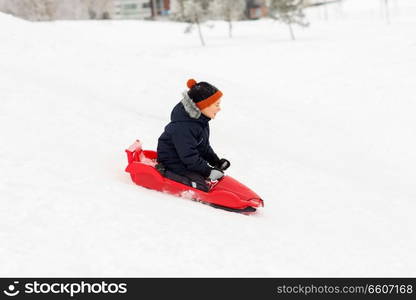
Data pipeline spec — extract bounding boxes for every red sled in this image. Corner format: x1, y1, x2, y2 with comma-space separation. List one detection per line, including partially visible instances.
125, 140, 264, 213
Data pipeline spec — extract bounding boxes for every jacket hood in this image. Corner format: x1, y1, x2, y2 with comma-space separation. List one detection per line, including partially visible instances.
170, 92, 211, 124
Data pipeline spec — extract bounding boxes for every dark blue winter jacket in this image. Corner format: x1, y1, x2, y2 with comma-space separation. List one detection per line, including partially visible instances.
157, 93, 220, 178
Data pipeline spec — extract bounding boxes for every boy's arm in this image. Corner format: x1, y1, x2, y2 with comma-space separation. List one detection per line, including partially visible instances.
203, 144, 220, 167
171, 126, 212, 178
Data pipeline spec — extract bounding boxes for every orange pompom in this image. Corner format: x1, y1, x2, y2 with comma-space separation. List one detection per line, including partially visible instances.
187, 79, 197, 89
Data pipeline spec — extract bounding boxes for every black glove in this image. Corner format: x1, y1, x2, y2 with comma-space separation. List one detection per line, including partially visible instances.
216, 158, 230, 171
208, 168, 224, 181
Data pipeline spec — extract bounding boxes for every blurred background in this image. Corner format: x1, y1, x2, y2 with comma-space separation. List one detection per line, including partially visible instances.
0, 0, 317, 21
0, 0, 402, 43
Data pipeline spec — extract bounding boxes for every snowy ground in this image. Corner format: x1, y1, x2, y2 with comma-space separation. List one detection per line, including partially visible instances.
1, 0, 415, 277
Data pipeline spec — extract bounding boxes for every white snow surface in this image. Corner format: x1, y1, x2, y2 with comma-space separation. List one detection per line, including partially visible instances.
1, 0, 416, 277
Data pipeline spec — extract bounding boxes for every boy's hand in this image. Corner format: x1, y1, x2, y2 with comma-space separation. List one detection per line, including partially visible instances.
216, 158, 230, 171
209, 168, 224, 181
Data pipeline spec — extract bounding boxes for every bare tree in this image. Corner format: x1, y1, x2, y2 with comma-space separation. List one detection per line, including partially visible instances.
172, 0, 212, 46
380, 0, 390, 24
85, 0, 113, 20
209, 0, 246, 38
269, 0, 309, 40
0, 0, 57, 21
171, 0, 187, 21
185, 0, 207, 46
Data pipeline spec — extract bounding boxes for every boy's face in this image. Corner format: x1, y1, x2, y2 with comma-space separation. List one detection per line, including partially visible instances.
201, 99, 222, 119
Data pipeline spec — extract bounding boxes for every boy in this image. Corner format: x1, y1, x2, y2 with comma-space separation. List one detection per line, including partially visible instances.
156, 79, 230, 192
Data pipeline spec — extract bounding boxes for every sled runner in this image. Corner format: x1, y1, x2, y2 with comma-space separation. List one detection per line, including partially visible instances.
125, 140, 264, 213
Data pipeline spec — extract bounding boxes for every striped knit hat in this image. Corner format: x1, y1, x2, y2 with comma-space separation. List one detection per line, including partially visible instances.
186, 79, 223, 110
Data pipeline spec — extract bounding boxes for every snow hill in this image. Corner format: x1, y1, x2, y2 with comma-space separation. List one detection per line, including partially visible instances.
1, 0, 416, 277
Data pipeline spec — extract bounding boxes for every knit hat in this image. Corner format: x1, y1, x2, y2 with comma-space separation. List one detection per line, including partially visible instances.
186, 79, 223, 110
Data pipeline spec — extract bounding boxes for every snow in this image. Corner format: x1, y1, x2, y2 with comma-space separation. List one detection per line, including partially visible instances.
1, 0, 416, 277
